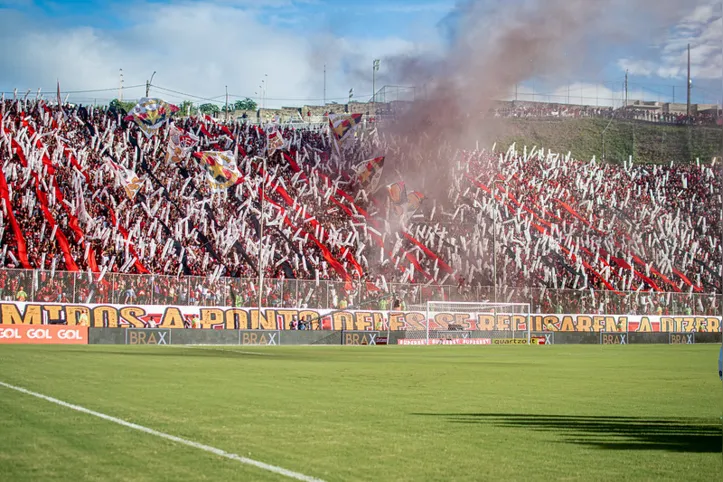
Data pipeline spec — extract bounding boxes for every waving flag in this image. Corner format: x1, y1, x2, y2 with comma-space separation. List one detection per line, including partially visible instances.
167, 125, 199, 163
107, 160, 143, 200
193, 151, 243, 192
388, 182, 408, 207
267, 130, 285, 156
405, 191, 424, 213
398, 191, 424, 222
329, 113, 363, 148
355, 156, 384, 193
388, 182, 424, 222
125, 97, 179, 137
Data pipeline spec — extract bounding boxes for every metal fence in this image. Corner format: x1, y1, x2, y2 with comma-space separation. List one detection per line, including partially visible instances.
1, 268, 720, 316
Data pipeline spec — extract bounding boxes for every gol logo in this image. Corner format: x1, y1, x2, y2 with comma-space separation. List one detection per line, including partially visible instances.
0, 325, 88, 344
0, 327, 21, 339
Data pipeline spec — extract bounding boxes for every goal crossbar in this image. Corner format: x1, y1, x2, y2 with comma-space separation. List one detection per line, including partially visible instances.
416, 301, 532, 346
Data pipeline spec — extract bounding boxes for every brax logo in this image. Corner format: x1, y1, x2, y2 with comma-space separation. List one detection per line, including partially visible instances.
241, 332, 278, 345
127, 330, 170, 345
343, 332, 379, 345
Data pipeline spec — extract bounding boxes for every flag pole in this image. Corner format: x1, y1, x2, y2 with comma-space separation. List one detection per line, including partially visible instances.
258, 155, 267, 314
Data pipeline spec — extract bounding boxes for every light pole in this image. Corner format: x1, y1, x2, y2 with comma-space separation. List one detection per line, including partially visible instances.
258, 156, 267, 313
119, 69, 124, 102
264, 73, 268, 110
260, 80, 265, 110
146, 71, 156, 97
372, 59, 380, 107
258, 85, 263, 112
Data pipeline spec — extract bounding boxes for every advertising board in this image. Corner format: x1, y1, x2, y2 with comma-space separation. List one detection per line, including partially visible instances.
0, 325, 88, 344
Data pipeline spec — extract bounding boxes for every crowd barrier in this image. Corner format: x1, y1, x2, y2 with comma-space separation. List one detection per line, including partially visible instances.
2, 268, 721, 317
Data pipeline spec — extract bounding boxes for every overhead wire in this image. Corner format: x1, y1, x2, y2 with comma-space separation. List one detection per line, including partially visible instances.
0, 84, 145, 95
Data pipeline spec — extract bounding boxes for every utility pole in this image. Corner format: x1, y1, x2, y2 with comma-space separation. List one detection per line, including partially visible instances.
146, 71, 156, 98
686, 43, 692, 121
624, 70, 628, 108
323, 64, 327, 108
372, 59, 380, 106
225, 85, 229, 123
119, 69, 124, 102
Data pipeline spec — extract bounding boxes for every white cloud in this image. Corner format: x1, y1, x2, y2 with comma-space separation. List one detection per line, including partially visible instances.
0, 1, 428, 107
617, 0, 722, 80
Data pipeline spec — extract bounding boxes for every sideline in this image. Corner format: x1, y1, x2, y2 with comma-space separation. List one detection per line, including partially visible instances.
0, 381, 325, 482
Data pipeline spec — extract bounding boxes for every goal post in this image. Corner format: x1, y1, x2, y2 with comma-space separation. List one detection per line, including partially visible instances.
398, 301, 532, 345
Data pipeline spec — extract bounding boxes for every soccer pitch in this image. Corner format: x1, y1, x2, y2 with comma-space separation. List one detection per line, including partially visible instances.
0, 345, 720, 481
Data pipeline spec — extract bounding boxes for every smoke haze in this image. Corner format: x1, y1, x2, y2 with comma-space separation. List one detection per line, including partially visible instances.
380, 0, 709, 194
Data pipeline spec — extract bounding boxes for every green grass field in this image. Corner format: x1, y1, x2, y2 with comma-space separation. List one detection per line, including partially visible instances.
0, 345, 721, 481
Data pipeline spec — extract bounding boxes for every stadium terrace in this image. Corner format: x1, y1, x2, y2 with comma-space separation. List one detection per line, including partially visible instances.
0, 97, 720, 317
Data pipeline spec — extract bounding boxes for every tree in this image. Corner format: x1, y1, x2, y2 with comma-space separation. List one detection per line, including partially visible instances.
234, 98, 258, 111
109, 98, 137, 113
199, 103, 220, 115
177, 100, 194, 116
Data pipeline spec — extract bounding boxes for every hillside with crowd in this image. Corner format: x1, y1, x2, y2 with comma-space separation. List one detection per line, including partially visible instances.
0, 97, 720, 314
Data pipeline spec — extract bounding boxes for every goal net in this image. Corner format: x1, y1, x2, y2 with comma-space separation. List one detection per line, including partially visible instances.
399, 301, 531, 345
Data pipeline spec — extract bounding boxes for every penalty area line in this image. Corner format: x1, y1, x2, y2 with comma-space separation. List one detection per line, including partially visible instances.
0, 381, 325, 482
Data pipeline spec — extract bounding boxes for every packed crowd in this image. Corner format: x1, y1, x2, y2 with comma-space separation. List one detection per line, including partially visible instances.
492, 102, 721, 126
493, 104, 615, 119
0, 97, 720, 315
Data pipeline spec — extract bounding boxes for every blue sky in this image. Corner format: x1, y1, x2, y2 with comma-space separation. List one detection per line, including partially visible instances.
0, 0, 720, 107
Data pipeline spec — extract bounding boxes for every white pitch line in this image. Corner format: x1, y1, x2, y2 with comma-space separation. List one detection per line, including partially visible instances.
0, 381, 325, 482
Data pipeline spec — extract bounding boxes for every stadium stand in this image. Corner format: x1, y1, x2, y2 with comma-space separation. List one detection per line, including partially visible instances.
0, 98, 720, 315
